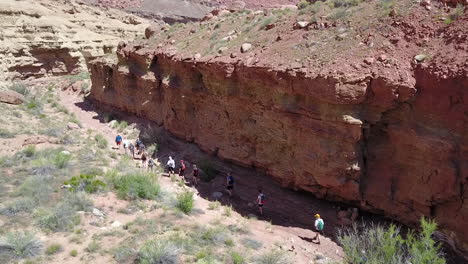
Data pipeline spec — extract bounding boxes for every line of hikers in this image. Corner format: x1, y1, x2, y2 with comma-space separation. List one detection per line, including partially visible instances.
115, 134, 325, 243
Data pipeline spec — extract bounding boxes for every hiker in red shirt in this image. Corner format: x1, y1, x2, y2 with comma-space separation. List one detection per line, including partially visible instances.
179, 160, 186, 180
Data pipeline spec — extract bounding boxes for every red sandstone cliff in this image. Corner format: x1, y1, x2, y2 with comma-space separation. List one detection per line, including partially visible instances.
89, 2, 468, 258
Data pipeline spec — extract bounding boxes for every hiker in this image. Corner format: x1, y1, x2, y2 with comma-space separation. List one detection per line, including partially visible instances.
313, 214, 325, 244
128, 143, 135, 158
166, 156, 175, 176
115, 135, 122, 149
141, 151, 148, 168
123, 139, 130, 154
192, 164, 199, 185
136, 138, 142, 148
179, 160, 186, 180
226, 173, 234, 197
148, 157, 155, 171
256, 189, 266, 216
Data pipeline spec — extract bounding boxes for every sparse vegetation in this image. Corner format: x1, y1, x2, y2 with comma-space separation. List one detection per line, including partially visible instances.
64, 173, 106, 193
86, 240, 101, 253
108, 171, 161, 200
338, 218, 446, 264
241, 238, 263, 250
45, 244, 63, 255
230, 251, 246, 264
176, 190, 194, 214
256, 249, 291, 264
138, 239, 181, 264
94, 133, 108, 149
70, 249, 78, 257
445, 4, 465, 24
0, 231, 43, 259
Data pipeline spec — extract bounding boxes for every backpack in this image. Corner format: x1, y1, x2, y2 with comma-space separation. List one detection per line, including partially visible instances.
148, 159, 155, 166
317, 219, 324, 231
259, 193, 266, 204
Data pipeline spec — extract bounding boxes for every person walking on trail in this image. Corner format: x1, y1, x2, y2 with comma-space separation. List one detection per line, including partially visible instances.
129, 143, 135, 158
166, 156, 175, 176
148, 157, 155, 171
141, 151, 148, 168
115, 135, 123, 149
256, 189, 266, 216
192, 164, 199, 185
123, 139, 130, 154
226, 173, 234, 197
179, 160, 186, 180
313, 214, 325, 244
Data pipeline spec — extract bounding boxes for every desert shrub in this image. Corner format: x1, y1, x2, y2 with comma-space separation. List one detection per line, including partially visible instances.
328, 0, 361, 8
22, 145, 36, 158
0, 128, 15, 139
54, 152, 71, 169
94, 134, 108, 149
39, 126, 65, 138
8, 83, 29, 96
230, 251, 246, 264
198, 225, 230, 245
113, 246, 137, 263
241, 238, 263, 250
70, 249, 78, 257
0, 231, 42, 259
338, 218, 446, 264
176, 191, 194, 214
16, 175, 52, 203
223, 205, 233, 217
138, 239, 181, 264
64, 174, 106, 193
86, 240, 101, 253
0, 198, 35, 216
35, 194, 88, 232
45, 244, 62, 255
256, 249, 291, 264
109, 172, 160, 200
445, 4, 465, 24
208, 201, 220, 210
199, 160, 218, 182
298, 0, 310, 9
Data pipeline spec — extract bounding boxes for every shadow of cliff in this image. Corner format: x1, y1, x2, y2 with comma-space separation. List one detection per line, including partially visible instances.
75, 98, 463, 264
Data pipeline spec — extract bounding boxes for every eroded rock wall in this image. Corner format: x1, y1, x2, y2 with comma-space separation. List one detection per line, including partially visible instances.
89, 45, 467, 256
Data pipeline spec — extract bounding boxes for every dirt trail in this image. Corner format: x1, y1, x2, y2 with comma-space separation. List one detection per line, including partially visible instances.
57, 90, 345, 263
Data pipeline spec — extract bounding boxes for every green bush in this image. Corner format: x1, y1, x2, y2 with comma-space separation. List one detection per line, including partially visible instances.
54, 152, 71, 169
230, 251, 246, 264
138, 239, 181, 264
45, 244, 62, 255
16, 175, 52, 203
0, 231, 43, 258
22, 145, 36, 158
110, 172, 160, 200
199, 160, 218, 182
94, 134, 108, 149
63, 192, 93, 212
86, 240, 101, 253
8, 83, 29, 96
113, 246, 137, 264
298, 0, 310, 9
0, 128, 15, 139
329, 0, 361, 8
70, 249, 78, 257
338, 218, 446, 264
64, 174, 106, 193
176, 191, 194, 214
0, 198, 35, 216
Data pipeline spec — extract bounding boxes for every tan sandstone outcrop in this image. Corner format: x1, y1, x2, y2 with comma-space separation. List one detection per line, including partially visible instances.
0, 0, 155, 86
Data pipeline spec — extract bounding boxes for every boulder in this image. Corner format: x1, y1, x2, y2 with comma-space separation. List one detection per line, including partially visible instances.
0, 90, 24, 105
294, 21, 309, 29
241, 43, 252, 53
145, 25, 158, 39
364, 57, 375, 65
67, 122, 80, 130
212, 192, 223, 199
92, 208, 105, 218
111, 221, 122, 228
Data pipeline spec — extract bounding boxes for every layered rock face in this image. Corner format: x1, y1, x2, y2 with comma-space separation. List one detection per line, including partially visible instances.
89, 43, 467, 256
0, 0, 152, 85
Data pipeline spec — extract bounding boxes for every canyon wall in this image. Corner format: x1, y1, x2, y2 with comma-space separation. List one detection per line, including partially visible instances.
89, 44, 467, 257
0, 0, 152, 86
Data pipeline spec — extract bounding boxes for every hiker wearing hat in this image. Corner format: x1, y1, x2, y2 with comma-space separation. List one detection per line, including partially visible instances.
313, 214, 325, 244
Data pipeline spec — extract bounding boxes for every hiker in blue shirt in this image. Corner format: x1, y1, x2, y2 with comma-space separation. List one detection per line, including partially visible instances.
115, 135, 122, 149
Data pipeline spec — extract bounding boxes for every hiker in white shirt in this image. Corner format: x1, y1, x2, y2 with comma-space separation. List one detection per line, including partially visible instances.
166, 156, 175, 176
313, 214, 325, 244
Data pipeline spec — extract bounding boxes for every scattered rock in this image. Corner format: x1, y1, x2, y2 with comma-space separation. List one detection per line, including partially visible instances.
212, 192, 223, 199
414, 54, 428, 62
0, 90, 24, 105
294, 21, 309, 29
230, 52, 237, 58
61, 150, 71, 156
194, 53, 202, 60
343, 115, 363, 125
67, 122, 80, 130
145, 25, 158, 39
420, 0, 431, 6
378, 54, 388, 62
111, 221, 122, 228
265, 23, 276, 30
241, 43, 252, 53
218, 47, 228, 54
276, 35, 282, 41
364, 57, 375, 65
232, 1, 246, 9
92, 208, 105, 218
202, 13, 214, 21
336, 33, 348, 41
170, 40, 175, 44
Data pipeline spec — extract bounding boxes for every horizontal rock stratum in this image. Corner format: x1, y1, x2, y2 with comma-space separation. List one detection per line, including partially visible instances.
89, 2, 468, 259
